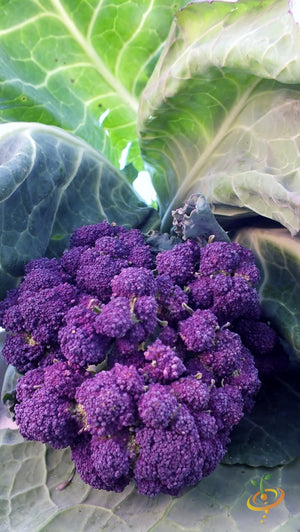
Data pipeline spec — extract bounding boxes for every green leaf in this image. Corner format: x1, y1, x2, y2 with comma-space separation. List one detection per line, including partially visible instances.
0, 0, 188, 171
234, 226, 300, 359
0, 122, 159, 299
223, 362, 300, 467
250, 480, 259, 486
138, 0, 300, 233
0, 428, 299, 531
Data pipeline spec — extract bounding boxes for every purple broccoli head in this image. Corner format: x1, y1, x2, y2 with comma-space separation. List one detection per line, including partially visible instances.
0, 219, 272, 497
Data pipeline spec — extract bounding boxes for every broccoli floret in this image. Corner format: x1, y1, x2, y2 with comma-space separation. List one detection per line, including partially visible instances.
200, 328, 244, 379
133, 295, 158, 336
179, 309, 219, 352
0, 288, 19, 327
2, 333, 45, 373
75, 364, 143, 437
210, 275, 261, 323
19, 264, 63, 294
188, 276, 213, 309
19, 283, 77, 344
58, 304, 109, 366
70, 220, 124, 248
141, 339, 186, 383
60, 245, 89, 280
15, 362, 84, 448
0, 218, 274, 497
134, 405, 203, 496
94, 297, 133, 338
171, 376, 210, 413
156, 275, 189, 323
138, 383, 179, 428
76, 249, 126, 301
199, 241, 240, 275
111, 267, 157, 298
156, 240, 200, 286
71, 433, 131, 492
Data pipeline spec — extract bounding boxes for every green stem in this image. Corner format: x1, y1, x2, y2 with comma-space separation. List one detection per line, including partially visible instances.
260, 474, 265, 495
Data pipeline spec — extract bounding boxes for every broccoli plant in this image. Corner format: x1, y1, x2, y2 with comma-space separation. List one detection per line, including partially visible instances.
0, 0, 300, 529
1, 211, 287, 496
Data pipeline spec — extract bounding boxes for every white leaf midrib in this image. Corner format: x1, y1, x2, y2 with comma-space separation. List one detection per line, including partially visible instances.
161, 77, 261, 228
50, 0, 139, 114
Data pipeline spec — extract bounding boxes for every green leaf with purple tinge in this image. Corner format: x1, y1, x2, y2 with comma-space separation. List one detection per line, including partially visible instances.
138, 0, 300, 233
234, 226, 300, 359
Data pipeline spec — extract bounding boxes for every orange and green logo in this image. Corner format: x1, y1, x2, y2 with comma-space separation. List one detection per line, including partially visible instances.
247, 474, 285, 524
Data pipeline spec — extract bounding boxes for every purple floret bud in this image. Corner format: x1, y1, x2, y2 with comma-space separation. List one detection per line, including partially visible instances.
60, 246, 89, 280
15, 386, 80, 449
2, 303, 25, 333
156, 276, 189, 322
209, 384, 244, 432
156, 240, 199, 286
138, 383, 179, 428
75, 365, 141, 437
188, 276, 213, 309
118, 228, 146, 248
95, 236, 129, 258
19, 282, 77, 344
70, 221, 125, 248
16, 367, 45, 402
234, 263, 261, 286
171, 376, 210, 413
142, 339, 186, 383
111, 267, 157, 298
58, 304, 108, 366
199, 241, 239, 276
200, 438, 226, 477
43, 361, 86, 399
133, 296, 158, 335
134, 405, 203, 496
179, 309, 219, 352
200, 328, 243, 378
94, 297, 133, 338
76, 248, 127, 301
211, 275, 261, 323
19, 266, 63, 294
128, 244, 153, 269
0, 288, 19, 327
194, 412, 218, 439
24, 257, 61, 275
234, 319, 277, 356
158, 325, 178, 347
71, 433, 131, 492
112, 363, 145, 397
2, 334, 45, 373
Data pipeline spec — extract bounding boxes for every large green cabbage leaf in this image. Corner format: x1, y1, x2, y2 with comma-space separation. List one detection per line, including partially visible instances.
0, 0, 187, 171
138, 0, 300, 232
1, 427, 299, 532
0, 122, 158, 299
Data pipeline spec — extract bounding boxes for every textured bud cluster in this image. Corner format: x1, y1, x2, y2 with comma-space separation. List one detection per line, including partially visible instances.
0, 220, 284, 496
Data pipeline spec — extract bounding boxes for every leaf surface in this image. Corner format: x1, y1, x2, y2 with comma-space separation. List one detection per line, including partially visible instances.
0, 0, 187, 171
234, 226, 300, 358
0, 428, 299, 531
138, 0, 300, 233
224, 363, 300, 467
0, 122, 158, 299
